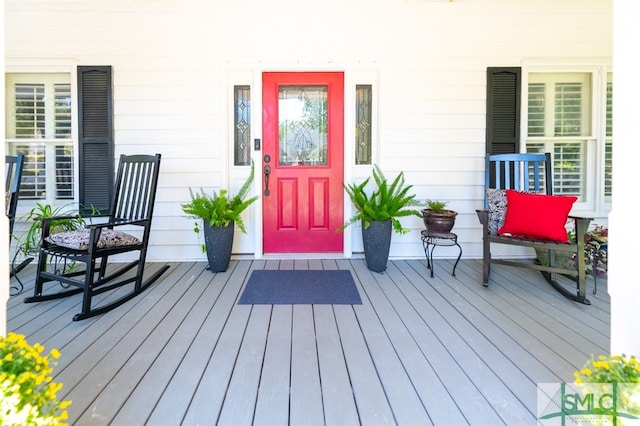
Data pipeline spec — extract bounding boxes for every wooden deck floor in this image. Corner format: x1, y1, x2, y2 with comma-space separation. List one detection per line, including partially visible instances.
7, 258, 609, 426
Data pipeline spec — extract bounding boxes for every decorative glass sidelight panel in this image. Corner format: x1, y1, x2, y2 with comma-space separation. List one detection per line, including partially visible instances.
355, 85, 372, 165
278, 85, 327, 166
234, 85, 251, 166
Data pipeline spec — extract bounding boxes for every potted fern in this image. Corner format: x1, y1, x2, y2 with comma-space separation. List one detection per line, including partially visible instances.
339, 164, 421, 272
181, 163, 258, 272
421, 199, 458, 234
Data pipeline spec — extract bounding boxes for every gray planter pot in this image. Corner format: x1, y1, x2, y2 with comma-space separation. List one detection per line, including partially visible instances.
362, 219, 392, 273
203, 221, 235, 272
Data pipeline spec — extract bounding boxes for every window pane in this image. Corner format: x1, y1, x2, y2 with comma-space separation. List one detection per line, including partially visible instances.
527, 83, 545, 137
606, 81, 613, 137
11, 142, 75, 200
605, 140, 612, 198
234, 85, 251, 166
55, 84, 72, 139
528, 73, 591, 138
605, 75, 613, 198
527, 73, 592, 203
355, 85, 372, 165
527, 141, 586, 198
6, 73, 74, 201
56, 144, 74, 199
554, 83, 583, 136
552, 142, 585, 197
278, 85, 327, 166
15, 144, 47, 199
525, 143, 550, 190
15, 84, 46, 138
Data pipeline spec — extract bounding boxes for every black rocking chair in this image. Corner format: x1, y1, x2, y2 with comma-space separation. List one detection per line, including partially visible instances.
24, 154, 170, 320
7, 154, 33, 295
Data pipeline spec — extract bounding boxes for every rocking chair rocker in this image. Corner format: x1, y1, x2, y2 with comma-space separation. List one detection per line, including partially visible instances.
24, 154, 170, 320
476, 153, 592, 304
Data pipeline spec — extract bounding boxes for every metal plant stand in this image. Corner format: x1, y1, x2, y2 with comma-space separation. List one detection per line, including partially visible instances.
421, 230, 462, 278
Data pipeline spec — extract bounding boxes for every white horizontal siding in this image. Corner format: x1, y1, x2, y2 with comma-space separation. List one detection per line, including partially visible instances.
5, 0, 612, 262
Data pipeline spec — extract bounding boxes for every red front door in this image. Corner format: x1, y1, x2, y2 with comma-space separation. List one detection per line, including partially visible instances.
262, 72, 344, 253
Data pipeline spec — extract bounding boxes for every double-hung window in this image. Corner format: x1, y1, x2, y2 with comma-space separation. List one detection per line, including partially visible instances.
524, 67, 612, 213
5, 72, 75, 203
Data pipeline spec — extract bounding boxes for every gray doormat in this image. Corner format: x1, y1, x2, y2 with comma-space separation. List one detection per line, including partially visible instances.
238, 270, 362, 305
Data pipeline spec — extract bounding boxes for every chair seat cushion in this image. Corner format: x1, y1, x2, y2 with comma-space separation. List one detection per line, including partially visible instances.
46, 228, 141, 250
497, 190, 577, 242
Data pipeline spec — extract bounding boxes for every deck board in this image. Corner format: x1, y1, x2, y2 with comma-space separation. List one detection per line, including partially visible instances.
290, 304, 325, 426
111, 263, 224, 425
389, 260, 534, 424
253, 305, 293, 426
349, 260, 433, 425
315, 305, 361, 426
217, 304, 271, 426
333, 304, 396, 425
7, 258, 610, 426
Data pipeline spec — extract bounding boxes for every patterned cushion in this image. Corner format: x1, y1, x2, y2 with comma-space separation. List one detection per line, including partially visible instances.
486, 188, 507, 234
46, 228, 141, 250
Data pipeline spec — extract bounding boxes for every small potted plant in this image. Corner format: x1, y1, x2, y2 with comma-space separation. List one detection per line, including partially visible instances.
584, 225, 607, 277
421, 200, 458, 234
11, 202, 87, 295
181, 163, 258, 272
535, 225, 608, 277
339, 164, 422, 272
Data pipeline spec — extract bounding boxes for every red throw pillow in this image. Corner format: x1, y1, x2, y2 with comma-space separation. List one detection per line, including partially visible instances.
497, 190, 577, 242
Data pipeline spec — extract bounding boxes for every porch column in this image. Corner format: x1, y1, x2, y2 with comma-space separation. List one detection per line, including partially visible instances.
610, 0, 639, 357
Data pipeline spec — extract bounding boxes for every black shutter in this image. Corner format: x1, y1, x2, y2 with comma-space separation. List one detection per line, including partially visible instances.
78, 66, 114, 215
486, 67, 521, 154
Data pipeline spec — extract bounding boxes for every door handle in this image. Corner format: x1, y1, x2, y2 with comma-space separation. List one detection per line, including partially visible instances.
263, 164, 271, 196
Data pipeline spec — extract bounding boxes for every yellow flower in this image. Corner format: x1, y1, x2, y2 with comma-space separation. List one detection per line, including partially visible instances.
574, 354, 640, 384
0, 332, 72, 424
581, 368, 593, 376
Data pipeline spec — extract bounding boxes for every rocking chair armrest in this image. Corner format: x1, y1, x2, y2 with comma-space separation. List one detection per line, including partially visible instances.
86, 218, 148, 230
568, 215, 593, 236
475, 209, 491, 236
40, 214, 82, 238
568, 215, 593, 222
567, 216, 593, 254
475, 209, 489, 225
40, 214, 80, 224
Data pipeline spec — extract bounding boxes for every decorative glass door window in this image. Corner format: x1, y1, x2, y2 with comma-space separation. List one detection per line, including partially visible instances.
278, 86, 327, 166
